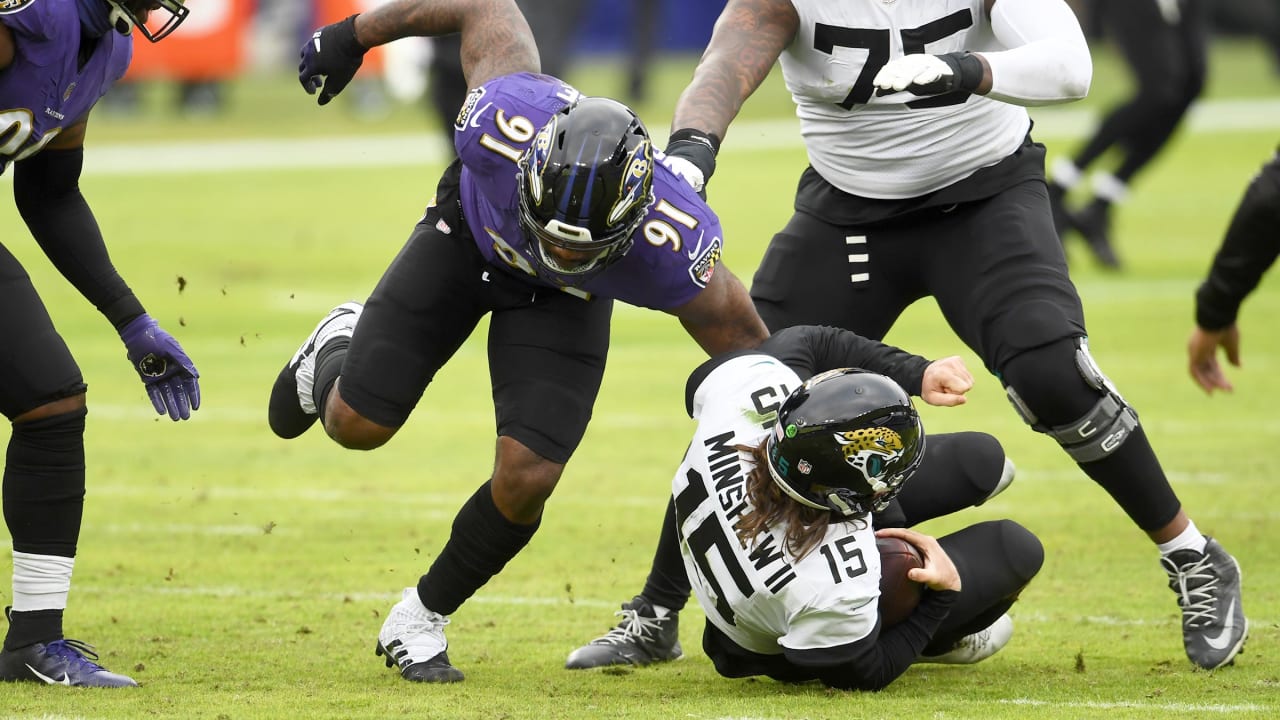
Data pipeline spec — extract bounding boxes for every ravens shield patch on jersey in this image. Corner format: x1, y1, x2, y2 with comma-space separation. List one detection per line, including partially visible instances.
454, 86, 487, 131
688, 236, 722, 287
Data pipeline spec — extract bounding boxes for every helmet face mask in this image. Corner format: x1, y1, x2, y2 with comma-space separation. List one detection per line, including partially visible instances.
517, 97, 654, 280
765, 369, 925, 518
107, 0, 190, 42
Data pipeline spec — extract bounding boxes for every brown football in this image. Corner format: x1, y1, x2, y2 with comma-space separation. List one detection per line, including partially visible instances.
876, 536, 925, 627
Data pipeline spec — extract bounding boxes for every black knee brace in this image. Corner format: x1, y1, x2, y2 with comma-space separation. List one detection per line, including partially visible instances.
3, 407, 88, 557
1001, 337, 1139, 463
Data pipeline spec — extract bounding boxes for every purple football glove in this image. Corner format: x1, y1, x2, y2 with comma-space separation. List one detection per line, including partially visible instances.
299, 14, 368, 106
119, 314, 201, 421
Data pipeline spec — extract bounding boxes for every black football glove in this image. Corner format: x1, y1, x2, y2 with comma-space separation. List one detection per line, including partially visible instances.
873, 52, 984, 97
299, 14, 368, 106
664, 128, 720, 199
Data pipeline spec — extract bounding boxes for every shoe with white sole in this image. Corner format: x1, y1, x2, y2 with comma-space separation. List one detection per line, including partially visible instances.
267, 302, 362, 439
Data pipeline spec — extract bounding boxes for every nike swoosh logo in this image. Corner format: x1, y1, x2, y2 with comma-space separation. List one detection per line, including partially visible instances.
686, 231, 706, 260
1203, 598, 1238, 650
469, 102, 493, 129
27, 664, 73, 685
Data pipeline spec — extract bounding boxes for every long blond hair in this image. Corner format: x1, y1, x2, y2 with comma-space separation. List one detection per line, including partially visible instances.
733, 441, 868, 559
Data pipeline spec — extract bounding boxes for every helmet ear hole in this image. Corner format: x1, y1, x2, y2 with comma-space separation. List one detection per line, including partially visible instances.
765, 369, 924, 517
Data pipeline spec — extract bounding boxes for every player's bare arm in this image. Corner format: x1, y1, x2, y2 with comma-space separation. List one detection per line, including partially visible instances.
670, 0, 797, 140
353, 0, 538, 86
670, 265, 769, 356
45, 120, 88, 151
0, 22, 13, 70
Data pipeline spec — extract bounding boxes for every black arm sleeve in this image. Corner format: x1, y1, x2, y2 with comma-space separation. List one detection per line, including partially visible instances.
1194, 152, 1280, 331
759, 325, 932, 394
806, 589, 959, 692
13, 147, 145, 330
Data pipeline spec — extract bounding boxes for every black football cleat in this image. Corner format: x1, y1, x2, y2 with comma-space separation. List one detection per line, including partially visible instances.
0, 638, 138, 687
1162, 536, 1249, 670
1070, 200, 1122, 270
565, 595, 682, 669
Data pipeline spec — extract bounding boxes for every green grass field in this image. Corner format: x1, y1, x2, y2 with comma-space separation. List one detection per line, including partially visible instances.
0, 40, 1278, 719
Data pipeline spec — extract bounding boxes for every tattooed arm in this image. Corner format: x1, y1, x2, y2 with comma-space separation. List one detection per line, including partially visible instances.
670, 0, 798, 141
353, 0, 539, 88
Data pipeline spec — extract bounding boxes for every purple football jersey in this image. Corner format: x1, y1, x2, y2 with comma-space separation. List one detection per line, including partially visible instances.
454, 73, 725, 311
0, 0, 131, 174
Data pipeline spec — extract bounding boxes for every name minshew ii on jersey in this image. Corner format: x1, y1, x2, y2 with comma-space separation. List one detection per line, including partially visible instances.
673, 353, 889, 660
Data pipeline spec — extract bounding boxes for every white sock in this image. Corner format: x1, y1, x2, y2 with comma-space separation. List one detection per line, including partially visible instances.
1091, 171, 1129, 203
12, 551, 74, 612
1157, 521, 1207, 556
1051, 157, 1083, 188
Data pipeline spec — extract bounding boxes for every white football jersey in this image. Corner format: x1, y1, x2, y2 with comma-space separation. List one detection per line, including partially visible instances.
781, 0, 1031, 199
674, 354, 884, 656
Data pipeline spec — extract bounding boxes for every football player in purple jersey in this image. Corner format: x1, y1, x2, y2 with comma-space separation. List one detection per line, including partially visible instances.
268, 0, 772, 683
574, 0, 1246, 673
0, 0, 196, 689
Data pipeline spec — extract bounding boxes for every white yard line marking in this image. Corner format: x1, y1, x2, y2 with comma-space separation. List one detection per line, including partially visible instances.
8, 98, 1268, 178
1000, 699, 1266, 714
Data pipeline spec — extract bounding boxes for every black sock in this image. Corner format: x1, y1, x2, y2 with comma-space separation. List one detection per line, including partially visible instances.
312, 337, 348, 424
640, 497, 691, 611
418, 480, 539, 615
4, 608, 64, 650
4, 408, 86, 557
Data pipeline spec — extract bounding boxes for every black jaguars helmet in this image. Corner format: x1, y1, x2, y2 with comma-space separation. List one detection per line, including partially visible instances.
517, 96, 655, 278
765, 369, 925, 518
108, 0, 190, 42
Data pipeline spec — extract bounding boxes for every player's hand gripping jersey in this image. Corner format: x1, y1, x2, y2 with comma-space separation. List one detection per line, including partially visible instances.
454, 73, 724, 309
0, 0, 131, 174
674, 353, 887, 662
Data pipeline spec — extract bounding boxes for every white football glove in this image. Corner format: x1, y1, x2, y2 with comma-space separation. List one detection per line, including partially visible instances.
663, 154, 706, 193
873, 54, 956, 96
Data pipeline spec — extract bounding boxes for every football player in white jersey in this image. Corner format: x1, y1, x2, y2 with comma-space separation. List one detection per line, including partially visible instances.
571, 327, 1043, 688
576, 0, 1247, 672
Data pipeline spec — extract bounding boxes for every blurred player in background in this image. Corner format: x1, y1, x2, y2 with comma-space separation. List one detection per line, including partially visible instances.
1187, 149, 1280, 393
573, 0, 1248, 672
0, 0, 200, 688
1048, 0, 1210, 269
571, 326, 1043, 689
273, 0, 769, 684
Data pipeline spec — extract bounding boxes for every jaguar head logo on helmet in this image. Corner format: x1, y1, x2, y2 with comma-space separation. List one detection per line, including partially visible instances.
765, 369, 925, 517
